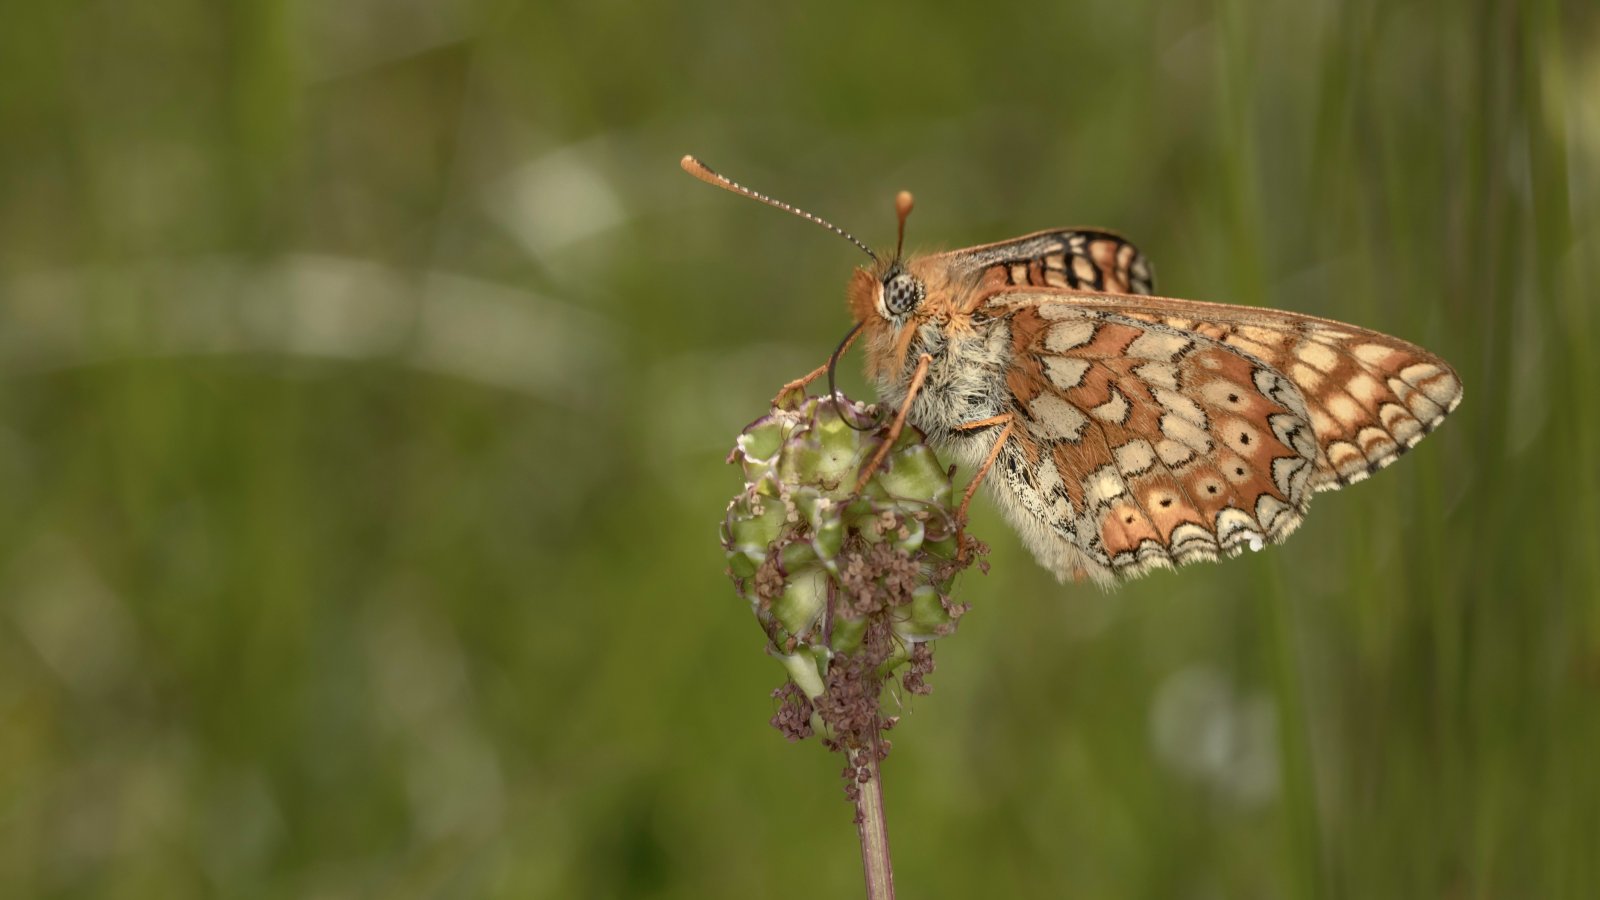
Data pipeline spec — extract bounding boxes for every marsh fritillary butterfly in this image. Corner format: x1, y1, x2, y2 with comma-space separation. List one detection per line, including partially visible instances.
684, 156, 1462, 586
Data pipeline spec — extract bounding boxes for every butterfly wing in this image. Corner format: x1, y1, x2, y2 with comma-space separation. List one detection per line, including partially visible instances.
973, 288, 1460, 585
1018, 290, 1464, 489
930, 229, 1156, 296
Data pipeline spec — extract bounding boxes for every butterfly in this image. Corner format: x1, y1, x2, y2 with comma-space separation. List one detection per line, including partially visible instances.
684, 156, 1462, 586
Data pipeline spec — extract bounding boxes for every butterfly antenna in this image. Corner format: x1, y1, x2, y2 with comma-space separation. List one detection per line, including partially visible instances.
827, 321, 877, 431
681, 155, 879, 263
894, 190, 914, 261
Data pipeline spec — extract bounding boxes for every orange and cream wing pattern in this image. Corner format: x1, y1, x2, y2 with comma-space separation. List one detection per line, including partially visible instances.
935, 229, 1156, 296
977, 289, 1460, 585
1033, 291, 1464, 491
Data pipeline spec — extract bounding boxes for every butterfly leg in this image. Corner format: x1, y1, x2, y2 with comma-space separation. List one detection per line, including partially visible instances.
771, 362, 828, 407
771, 326, 864, 407
853, 353, 934, 493
952, 414, 1016, 560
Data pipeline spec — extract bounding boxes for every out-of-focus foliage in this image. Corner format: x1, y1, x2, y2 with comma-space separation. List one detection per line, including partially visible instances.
0, 1, 1595, 897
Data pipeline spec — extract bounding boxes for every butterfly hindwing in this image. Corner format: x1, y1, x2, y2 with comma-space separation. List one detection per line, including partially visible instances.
981, 293, 1320, 584
1028, 291, 1464, 490
932, 229, 1156, 297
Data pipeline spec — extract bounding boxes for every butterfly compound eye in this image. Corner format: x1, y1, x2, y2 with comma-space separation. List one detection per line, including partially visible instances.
883, 273, 924, 317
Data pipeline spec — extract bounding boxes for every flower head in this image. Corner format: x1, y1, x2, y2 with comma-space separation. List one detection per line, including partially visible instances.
722, 391, 986, 759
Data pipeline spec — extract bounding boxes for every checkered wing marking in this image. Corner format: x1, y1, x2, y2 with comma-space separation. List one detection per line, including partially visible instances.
984, 294, 1319, 585
931, 229, 1155, 296
1047, 293, 1464, 491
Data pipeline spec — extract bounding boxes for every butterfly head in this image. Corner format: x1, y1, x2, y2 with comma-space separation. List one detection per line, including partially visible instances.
849, 189, 926, 328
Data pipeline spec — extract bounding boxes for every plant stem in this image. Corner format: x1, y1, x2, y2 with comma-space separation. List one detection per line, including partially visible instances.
854, 727, 896, 900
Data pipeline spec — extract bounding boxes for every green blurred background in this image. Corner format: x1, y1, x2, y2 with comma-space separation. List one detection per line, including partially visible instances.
1, 1, 1596, 897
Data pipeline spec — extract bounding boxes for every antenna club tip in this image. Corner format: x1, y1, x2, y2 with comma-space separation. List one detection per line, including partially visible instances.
680, 154, 700, 172
896, 190, 915, 216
